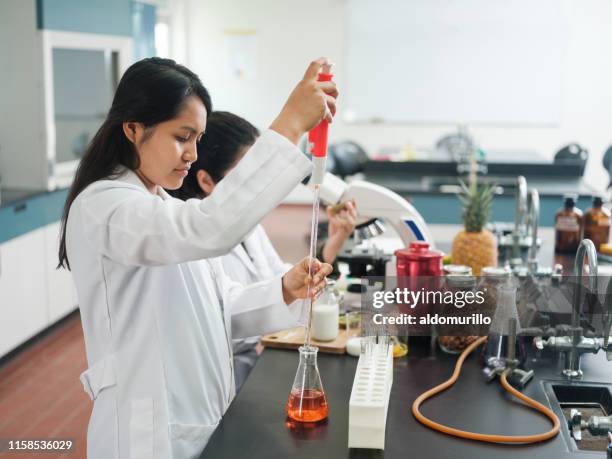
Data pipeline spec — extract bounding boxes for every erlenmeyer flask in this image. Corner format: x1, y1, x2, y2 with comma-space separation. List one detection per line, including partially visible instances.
484, 283, 522, 363
285, 345, 328, 423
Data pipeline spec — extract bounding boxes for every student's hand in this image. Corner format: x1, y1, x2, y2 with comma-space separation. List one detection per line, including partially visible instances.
322, 200, 357, 264
282, 257, 332, 305
270, 57, 339, 145
328, 200, 357, 240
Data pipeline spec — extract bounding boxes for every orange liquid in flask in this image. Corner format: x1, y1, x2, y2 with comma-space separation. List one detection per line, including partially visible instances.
285, 389, 328, 422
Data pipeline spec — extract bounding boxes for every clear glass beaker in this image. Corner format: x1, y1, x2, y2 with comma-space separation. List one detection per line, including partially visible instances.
285, 345, 328, 423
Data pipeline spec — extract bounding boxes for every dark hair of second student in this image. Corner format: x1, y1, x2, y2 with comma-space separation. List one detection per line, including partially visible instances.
169, 111, 260, 201
57, 57, 212, 269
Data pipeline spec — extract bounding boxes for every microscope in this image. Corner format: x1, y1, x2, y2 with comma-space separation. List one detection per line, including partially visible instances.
311, 172, 433, 276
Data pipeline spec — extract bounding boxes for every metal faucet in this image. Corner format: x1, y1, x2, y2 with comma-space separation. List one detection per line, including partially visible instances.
569, 408, 612, 441
535, 239, 611, 378
603, 274, 612, 362
571, 239, 598, 330
510, 187, 557, 277
527, 189, 539, 274
510, 176, 528, 266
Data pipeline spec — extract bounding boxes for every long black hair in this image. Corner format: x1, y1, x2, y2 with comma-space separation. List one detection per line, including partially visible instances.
58, 57, 212, 269
170, 111, 259, 201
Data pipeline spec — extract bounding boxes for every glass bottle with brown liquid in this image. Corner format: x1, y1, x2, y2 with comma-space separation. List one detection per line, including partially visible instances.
555, 195, 583, 254
584, 196, 611, 252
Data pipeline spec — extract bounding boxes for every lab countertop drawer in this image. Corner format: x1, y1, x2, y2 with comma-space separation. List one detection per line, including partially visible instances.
0, 188, 67, 244
0, 199, 48, 244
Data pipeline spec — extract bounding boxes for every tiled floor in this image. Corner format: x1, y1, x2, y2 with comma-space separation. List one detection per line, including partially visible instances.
0, 313, 90, 458
0, 204, 312, 458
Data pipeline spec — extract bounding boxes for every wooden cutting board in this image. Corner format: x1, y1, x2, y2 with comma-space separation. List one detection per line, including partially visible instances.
261, 327, 347, 354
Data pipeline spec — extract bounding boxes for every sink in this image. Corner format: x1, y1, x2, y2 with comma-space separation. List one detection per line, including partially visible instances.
543, 381, 612, 454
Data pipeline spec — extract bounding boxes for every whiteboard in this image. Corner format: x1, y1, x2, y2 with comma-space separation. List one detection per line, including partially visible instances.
345, 0, 569, 125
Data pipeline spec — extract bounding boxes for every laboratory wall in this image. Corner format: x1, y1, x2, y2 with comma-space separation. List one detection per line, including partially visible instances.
177, 0, 612, 193
36, 0, 132, 35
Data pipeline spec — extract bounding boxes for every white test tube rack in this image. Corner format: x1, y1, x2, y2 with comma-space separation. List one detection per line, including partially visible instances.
348, 341, 393, 450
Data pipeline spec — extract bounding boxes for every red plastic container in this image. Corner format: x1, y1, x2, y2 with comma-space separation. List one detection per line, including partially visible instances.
395, 241, 444, 326
395, 242, 443, 277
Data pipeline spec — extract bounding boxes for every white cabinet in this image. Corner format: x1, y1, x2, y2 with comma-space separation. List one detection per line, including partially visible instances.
0, 228, 48, 356
0, 1, 133, 190
0, 222, 77, 358
44, 222, 77, 323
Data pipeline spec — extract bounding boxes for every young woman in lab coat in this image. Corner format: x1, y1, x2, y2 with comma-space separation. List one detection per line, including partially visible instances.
57, 57, 337, 459
171, 111, 357, 391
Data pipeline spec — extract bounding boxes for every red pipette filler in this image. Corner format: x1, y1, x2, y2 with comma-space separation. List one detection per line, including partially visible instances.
308, 63, 333, 186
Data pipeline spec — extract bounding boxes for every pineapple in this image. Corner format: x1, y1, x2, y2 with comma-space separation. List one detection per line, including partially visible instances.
451, 179, 497, 275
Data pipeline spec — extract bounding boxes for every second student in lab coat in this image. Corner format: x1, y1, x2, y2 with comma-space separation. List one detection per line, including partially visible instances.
171, 111, 357, 390
58, 57, 338, 459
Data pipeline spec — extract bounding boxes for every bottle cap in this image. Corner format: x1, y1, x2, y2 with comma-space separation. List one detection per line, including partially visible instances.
563, 194, 577, 208
481, 266, 512, 277
444, 264, 472, 276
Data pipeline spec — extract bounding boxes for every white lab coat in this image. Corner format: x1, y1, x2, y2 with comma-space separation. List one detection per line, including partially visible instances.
66, 130, 311, 459
223, 226, 306, 390
224, 225, 291, 285
221, 224, 295, 354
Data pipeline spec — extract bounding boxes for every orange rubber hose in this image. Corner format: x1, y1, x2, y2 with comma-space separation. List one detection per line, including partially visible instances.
411, 336, 560, 444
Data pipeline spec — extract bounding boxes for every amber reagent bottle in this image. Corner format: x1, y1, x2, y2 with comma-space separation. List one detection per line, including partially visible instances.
555, 195, 583, 254
584, 196, 611, 252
